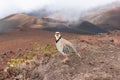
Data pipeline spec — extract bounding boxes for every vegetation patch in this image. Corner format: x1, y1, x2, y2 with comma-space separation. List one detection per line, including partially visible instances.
5, 42, 58, 79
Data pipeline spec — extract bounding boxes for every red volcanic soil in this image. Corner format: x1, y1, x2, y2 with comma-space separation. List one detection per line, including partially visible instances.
0, 29, 78, 75
0, 29, 78, 52
0, 29, 55, 52
0, 28, 120, 80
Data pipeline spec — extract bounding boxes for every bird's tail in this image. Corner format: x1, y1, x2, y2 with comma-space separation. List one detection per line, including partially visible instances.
76, 52, 81, 58
72, 45, 81, 58
74, 48, 81, 58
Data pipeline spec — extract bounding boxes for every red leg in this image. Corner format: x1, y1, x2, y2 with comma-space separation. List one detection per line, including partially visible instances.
62, 55, 69, 63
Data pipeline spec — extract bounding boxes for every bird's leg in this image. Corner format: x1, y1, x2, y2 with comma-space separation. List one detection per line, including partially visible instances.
62, 55, 69, 63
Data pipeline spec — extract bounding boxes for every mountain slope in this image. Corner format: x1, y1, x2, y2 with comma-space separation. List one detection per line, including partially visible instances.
0, 14, 36, 33
0, 13, 106, 34
91, 7, 120, 30
78, 1, 120, 31
76, 21, 106, 33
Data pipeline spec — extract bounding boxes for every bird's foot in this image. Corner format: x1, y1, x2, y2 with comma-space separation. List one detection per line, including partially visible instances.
61, 58, 69, 63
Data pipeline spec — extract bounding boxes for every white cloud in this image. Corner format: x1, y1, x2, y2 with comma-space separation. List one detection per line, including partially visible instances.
0, 0, 118, 18
52, 0, 118, 11
50, 0, 119, 21
0, 0, 53, 18
12, 0, 53, 11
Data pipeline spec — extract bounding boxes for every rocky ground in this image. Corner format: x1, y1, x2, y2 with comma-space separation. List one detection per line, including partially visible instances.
0, 29, 120, 80
30, 33, 120, 80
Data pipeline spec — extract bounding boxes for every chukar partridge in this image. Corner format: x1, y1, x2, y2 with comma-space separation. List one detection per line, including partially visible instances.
55, 32, 80, 62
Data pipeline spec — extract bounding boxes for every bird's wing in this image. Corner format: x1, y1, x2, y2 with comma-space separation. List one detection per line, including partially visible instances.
63, 44, 76, 55
63, 43, 81, 57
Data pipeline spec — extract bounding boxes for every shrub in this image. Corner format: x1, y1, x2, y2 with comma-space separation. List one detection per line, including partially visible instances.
6, 42, 58, 79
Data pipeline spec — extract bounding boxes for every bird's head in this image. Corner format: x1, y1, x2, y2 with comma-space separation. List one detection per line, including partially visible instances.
55, 32, 61, 41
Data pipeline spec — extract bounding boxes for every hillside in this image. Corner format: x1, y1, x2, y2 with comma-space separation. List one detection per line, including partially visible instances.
0, 14, 37, 33
0, 13, 106, 34
78, 1, 120, 31
0, 30, 120, 80
91, 7, 120, 30
0, 2, 120, 80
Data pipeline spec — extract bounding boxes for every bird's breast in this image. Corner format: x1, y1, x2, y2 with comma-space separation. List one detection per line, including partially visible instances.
56, 40, 64, 53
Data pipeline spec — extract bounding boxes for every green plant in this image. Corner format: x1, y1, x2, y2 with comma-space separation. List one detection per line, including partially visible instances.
7, 43, 58, 67
34, 42, 40, 51
7, 58, 25, 67
23, 50, 36, 60
40, 44, 57, 57
40, 44, 50, 51
6, 42, 58, 80
52, 46, 58, 53
43, 53, 51, 57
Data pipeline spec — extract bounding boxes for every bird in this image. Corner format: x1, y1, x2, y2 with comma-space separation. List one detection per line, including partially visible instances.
55, 32, 80, 63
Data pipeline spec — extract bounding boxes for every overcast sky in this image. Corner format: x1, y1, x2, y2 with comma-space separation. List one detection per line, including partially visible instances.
0, 0, 118, 18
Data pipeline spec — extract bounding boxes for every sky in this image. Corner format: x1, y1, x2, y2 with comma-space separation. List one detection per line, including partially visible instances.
0, 0, 118, 19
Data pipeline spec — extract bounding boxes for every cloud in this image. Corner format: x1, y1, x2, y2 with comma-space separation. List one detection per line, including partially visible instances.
50, 0, 118, 21
0, 0, 118, 18
0, 0, 53, 18
51, 0, 118, 11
